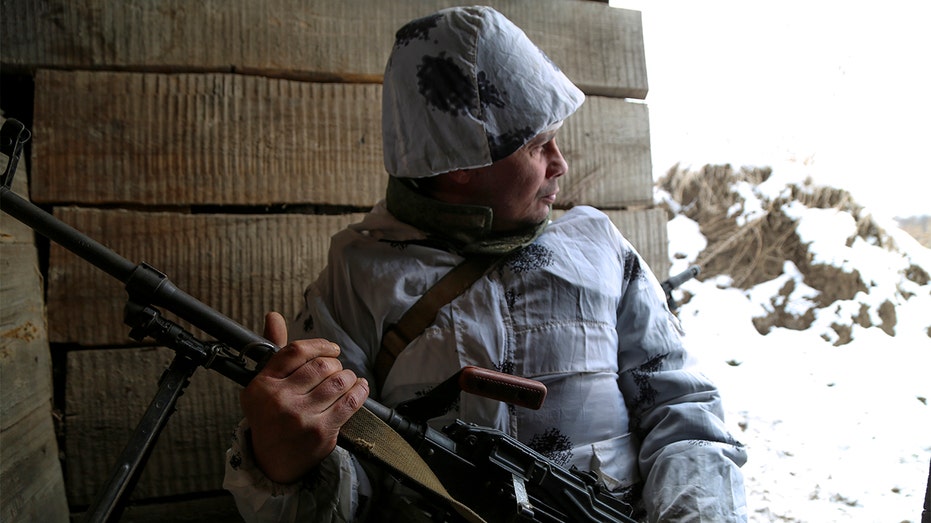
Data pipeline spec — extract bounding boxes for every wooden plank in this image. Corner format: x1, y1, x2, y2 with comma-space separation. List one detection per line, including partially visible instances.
32, 71, 386, 207
0, 406, 70, 523
0, 243, 52, 427
31, 70, 652, 207
0, 243, 70, 522
64, 347, 243, 506
1, 0, 647, 99
46, 208, 364, 345
560, 98, 653, 209
0, 134, 70, 522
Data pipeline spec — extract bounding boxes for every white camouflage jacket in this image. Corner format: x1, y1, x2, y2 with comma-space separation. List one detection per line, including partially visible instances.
224, 203, 748, 522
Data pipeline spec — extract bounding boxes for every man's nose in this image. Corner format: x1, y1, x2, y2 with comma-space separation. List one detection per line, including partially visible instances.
547, 141, 568, 178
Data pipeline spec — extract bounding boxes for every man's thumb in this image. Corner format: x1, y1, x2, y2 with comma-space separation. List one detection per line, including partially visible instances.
263, 311, 288, 347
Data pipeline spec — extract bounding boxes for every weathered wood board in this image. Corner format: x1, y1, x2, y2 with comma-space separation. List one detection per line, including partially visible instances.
31, 70, 653, 208
32, 71, 386, 207
1, 0, 647, 99
0, 134, 70, 522
561, 98, 653, 209
0, 244, 50, 427
0, 406, 69, 522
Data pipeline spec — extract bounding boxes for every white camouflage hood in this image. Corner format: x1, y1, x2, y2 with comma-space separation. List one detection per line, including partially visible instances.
382, 6, 585, 178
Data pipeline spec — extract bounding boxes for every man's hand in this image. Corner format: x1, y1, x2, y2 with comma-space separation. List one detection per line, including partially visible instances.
241, 311, 369, 484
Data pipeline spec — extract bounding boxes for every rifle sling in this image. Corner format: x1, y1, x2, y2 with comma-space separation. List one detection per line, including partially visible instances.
374, 255, 500, 390
341, 407, 486, 523
360, 254, 499, 521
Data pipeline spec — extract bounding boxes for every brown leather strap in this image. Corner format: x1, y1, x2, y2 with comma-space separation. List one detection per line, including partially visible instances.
374, 255, 499, 390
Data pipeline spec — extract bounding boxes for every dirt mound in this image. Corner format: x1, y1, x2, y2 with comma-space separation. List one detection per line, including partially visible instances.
658, 163, 925, 344
897, 215, 931, 249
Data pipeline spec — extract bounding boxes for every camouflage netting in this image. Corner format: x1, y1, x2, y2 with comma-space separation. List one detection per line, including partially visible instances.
657, 163, 929, 345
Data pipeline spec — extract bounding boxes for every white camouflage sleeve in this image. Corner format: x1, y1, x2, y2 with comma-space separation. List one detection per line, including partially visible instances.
223, 420, 370, 523
614, 239, 748, 522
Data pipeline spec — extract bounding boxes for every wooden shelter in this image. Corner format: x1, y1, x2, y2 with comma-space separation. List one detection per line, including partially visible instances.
0, 1, 665, 520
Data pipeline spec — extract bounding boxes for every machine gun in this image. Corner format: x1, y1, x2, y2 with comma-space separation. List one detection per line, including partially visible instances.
363, 366, 638, 522
661, 264, 701, 312
1, 119, 636, 523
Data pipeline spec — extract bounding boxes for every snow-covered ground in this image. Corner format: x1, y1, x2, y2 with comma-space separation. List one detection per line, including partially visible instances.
663, 176, 931, 522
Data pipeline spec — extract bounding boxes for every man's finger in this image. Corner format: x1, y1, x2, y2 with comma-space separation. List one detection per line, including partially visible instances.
259, 338, 341, 379
263, 311, 288, 347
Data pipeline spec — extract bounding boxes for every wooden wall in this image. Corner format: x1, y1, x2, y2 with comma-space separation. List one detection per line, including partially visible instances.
0, 0, 665, 520
0, 122, 70, 523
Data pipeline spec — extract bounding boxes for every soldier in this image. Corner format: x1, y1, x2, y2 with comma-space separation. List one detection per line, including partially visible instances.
225, 6, 747, 522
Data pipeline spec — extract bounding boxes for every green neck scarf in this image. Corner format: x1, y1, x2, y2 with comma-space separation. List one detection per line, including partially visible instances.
385, 176, 548, 256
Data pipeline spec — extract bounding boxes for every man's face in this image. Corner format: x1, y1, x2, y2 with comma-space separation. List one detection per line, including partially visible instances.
464, 129, 568, 232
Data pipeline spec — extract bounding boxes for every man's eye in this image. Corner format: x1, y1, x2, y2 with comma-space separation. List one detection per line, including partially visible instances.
525, 136, 554, 155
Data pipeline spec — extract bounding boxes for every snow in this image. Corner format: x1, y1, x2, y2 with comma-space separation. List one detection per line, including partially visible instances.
665, 203, 931, 522
746, 261, 819, 318
614, 0, 931, 220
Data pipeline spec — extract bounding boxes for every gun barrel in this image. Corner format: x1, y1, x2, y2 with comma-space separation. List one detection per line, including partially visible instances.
1, 183, 277, 368
664, 264, 701, 290
1, 186, 136, 280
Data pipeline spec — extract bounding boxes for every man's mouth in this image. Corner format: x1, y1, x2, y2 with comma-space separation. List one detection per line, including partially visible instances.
541, 188, 559, 204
